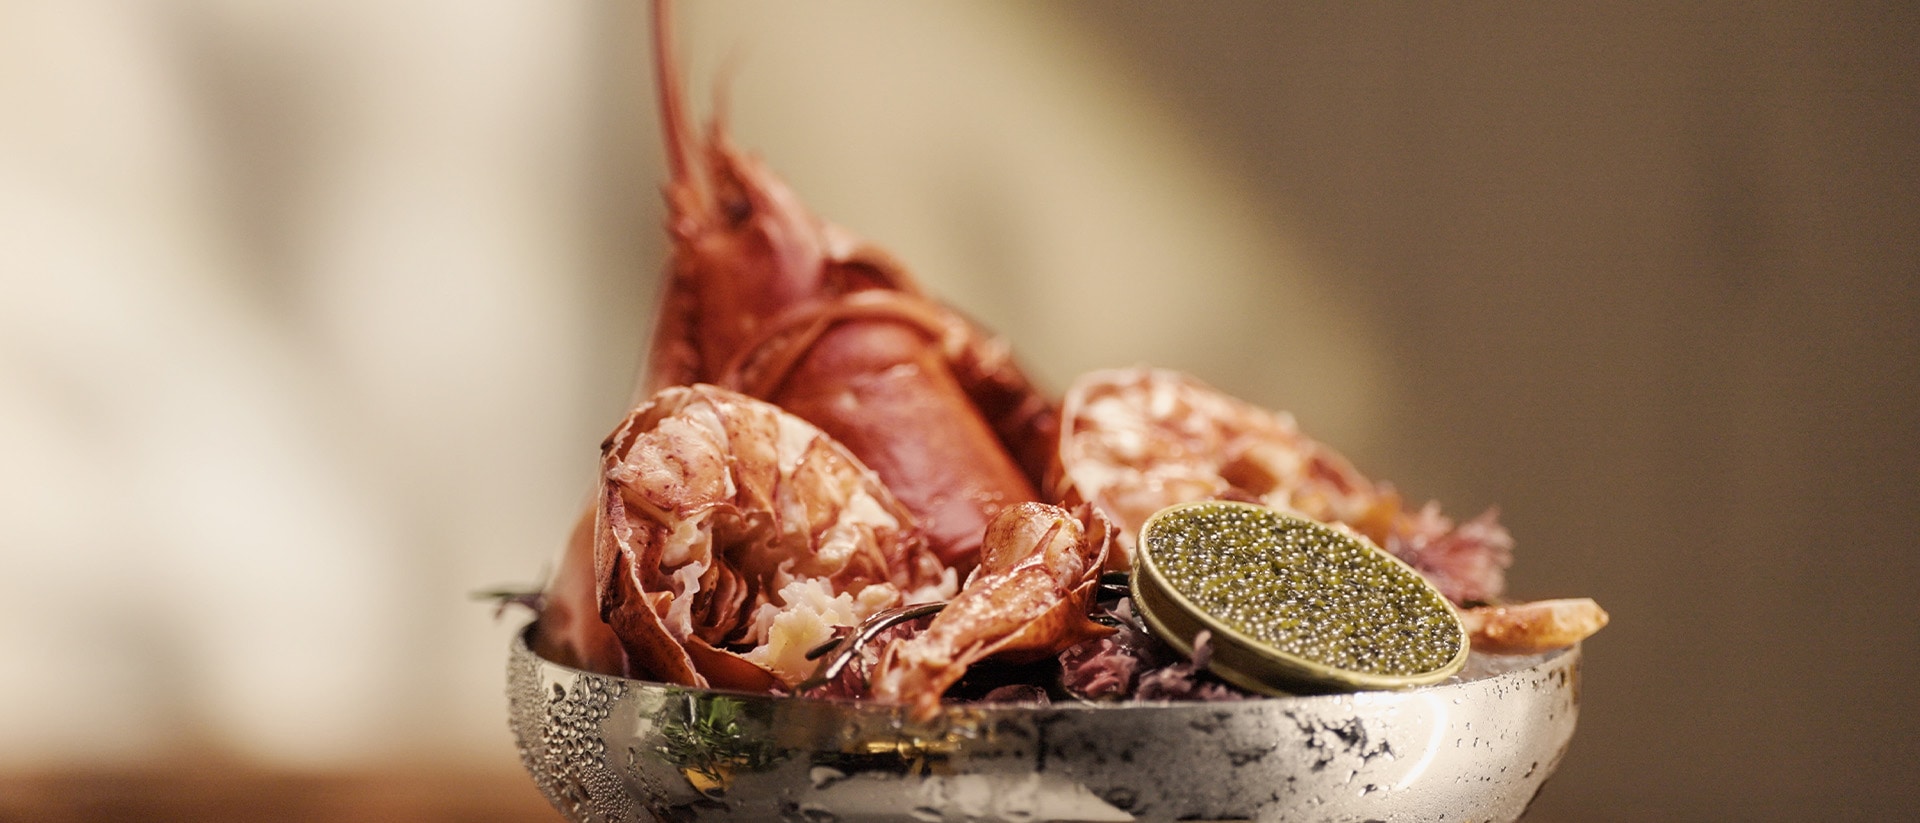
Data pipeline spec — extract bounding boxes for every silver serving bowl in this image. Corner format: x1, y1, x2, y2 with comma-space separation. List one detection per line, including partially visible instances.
507, 626, 1580, 822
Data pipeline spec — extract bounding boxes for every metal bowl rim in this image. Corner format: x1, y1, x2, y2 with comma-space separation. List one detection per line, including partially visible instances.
513, 623, 1572, 718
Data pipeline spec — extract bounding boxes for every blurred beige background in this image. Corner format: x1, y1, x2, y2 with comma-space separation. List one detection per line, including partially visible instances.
1, 1, 1914, 821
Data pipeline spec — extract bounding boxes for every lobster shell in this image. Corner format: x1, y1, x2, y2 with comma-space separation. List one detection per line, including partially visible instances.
641, 0, 1057, 572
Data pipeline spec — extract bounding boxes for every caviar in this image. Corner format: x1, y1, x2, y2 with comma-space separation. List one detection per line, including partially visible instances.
1140, 503, 1462, 678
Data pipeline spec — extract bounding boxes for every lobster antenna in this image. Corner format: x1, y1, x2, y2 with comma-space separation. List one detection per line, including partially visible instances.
652, 0, 694, 184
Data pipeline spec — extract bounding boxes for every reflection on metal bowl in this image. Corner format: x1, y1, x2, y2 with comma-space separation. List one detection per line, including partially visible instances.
507, 626, 1579, 822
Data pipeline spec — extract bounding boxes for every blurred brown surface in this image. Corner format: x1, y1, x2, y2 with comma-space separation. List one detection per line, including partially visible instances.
0, 767, 562, 823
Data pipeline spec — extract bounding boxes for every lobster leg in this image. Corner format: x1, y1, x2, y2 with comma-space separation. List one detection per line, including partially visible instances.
869, 503, 1115, 720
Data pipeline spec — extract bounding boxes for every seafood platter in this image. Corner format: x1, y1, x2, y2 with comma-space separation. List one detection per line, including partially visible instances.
504, 4, 1608, 821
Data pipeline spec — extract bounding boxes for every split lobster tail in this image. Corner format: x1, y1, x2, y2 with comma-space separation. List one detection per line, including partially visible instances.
592, 385, 955, 691
1053, 367, 1514, 601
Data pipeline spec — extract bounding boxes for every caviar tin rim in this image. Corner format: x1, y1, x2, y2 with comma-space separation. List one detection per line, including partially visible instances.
1131, 500, 1470, 695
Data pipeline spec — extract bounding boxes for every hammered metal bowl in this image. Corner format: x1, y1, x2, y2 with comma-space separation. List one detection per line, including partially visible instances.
507, 626, 1580, 822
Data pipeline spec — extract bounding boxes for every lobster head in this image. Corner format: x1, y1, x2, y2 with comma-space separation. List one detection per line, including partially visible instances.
646, 2, 914, 391
664, 130, 836, 358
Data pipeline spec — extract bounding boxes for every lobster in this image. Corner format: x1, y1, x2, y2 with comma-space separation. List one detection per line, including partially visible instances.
532, 1, 1078, 687
530, 4, 1601, 699
639, 0, 1058, 572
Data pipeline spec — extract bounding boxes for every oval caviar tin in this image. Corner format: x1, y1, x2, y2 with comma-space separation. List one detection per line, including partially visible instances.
1131, 500, 1470, 695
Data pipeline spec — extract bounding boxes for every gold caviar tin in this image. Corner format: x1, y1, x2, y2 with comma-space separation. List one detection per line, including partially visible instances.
1131, 500, 1469, 695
